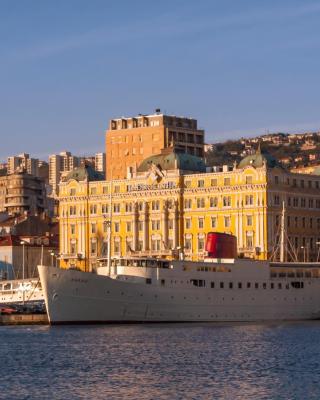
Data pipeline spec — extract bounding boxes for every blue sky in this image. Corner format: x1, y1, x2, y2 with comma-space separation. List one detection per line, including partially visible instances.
1, 0, 320, 161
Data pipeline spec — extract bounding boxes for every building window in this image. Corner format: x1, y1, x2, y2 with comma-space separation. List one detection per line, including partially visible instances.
113, 203, 120, 213
211, 179, 217, 186
197, 198, 205, 208
245, 176, 253, 184
246, 234, 253, 248
69, 206, 76, 216
309, 199, 314, 208
198, 218, 204, 229
274, 176, 279, 184
185, 237, 192, 251
224, 178, 230, 186
210, 197, 218, 208
90, 187, 96, 195
103, 221, 109, 233
151, 220, 160, 230
198, 237, 205, 252
91, 223, 96, 234
70, 188, 76, 196
246, 215, 253, 226
114, 222, 120, 233
90, 240, 97, 255
114, 185, 120, 193
211, 217, 217, 228
102, 186, 108, 194
70, 224, 76, 235
274, 195, 280, 206
101, 204, 108, 214
70, 241, 76, 255
198, 180, 204, 188
185, 218, 192, 229
224, 216, 231, 228
126, 222, 131, 232
90, 204, 97, 215
302, 217, 305, 228
301, 198, 306, 208
245, 195, 253, 206
223, 196, 231, 207
184, 199, 192, 209
152, 200, 160, 211
114, 240, 120, 254
125, 203, 132, 213
151, 239, 161, 251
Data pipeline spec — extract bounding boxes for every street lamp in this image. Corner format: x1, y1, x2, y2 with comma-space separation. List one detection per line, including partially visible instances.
301, 246, 306, 263
49, 251, 58, 267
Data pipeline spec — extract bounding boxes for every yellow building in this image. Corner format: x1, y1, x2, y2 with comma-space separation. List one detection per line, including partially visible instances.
58, 148, 320, 271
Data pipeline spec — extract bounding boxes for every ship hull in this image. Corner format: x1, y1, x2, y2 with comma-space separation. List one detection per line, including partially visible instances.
38, 265, 320, 324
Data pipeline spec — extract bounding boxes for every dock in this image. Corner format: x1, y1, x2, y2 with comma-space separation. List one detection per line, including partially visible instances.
0, 313, 48, 325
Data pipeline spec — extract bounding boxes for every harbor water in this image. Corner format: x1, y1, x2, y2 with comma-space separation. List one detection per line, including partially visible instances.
1, 321, 320, 399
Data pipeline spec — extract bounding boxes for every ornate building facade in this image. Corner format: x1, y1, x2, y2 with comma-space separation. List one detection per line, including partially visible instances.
58, 149, 320, 271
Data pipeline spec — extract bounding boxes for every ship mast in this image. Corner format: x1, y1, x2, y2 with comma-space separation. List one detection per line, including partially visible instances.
280, 201, 285, 262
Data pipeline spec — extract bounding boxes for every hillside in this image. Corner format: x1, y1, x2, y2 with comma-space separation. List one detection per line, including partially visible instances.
205, 131, 320, 171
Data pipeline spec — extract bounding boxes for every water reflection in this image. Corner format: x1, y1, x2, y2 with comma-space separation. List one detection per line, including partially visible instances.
1, 322, 320, 399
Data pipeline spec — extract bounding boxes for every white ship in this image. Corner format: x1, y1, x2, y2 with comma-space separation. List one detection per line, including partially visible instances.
0, 278, 44, 305
38, 255, 320, 324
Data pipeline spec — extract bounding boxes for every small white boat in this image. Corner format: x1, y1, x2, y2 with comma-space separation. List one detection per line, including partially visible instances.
0, 278, 44, 305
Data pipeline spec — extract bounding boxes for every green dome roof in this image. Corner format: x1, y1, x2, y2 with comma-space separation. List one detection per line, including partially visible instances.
238, 146, 281, 169
65, 164, 105, 182
137, 149, 206, 173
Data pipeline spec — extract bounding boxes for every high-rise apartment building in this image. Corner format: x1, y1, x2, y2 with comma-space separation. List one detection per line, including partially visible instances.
0, 173, 47, 216
7, 153, 39, 176
106, 111, 204, 179
94, 153, 106, 174
49, 152, 80, 196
